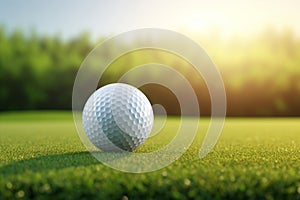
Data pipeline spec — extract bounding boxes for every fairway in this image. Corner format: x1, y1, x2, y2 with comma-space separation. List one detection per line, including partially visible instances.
0, 112, 300, 199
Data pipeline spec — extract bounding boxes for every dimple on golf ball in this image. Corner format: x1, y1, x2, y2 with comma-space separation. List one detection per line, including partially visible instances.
82, 83, 154, 152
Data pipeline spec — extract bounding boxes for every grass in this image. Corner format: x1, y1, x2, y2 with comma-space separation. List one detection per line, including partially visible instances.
0, 111, 300, 199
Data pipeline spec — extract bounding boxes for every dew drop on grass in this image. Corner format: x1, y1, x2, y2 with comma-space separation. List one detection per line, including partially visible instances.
184, 178, 191, 186
6, 182, 13, 190
162, 171, 168, 177
16, 190, 25, 198
122, 195, 129, 200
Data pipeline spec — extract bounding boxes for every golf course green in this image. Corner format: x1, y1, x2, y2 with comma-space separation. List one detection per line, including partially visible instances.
0, 111, 299, 199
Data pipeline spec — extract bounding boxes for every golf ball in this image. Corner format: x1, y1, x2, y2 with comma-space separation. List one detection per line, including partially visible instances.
82, 83, 154, 152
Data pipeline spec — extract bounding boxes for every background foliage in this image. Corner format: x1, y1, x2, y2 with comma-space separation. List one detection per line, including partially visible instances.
0, 27, 299, 116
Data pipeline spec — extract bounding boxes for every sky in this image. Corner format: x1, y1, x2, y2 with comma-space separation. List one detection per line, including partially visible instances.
1, 0, 300, 39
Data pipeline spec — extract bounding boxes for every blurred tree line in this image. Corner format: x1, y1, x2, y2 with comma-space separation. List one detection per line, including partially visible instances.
0, 27, 93, 110
0, 27, 299, 116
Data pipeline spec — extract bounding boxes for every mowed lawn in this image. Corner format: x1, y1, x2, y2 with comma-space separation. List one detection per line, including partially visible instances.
0, 112, 299, 199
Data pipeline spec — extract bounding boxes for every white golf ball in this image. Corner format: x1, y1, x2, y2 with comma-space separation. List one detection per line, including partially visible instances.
82, 83, 154, 152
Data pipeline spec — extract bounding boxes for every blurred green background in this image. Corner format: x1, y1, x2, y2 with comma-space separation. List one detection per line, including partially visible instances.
1, 0, 300, 116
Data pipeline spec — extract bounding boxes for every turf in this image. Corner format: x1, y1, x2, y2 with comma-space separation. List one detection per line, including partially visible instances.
0, 112, 300, 199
